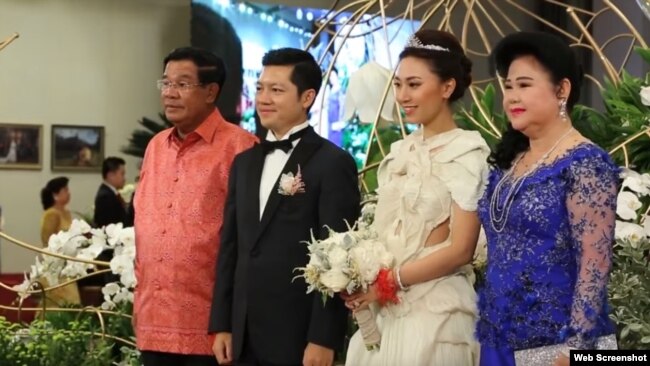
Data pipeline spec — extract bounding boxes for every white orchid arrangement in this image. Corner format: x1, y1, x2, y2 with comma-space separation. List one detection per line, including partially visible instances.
13, 219, 136, 311
615, 169, 650, 244
609, 168, 650, 348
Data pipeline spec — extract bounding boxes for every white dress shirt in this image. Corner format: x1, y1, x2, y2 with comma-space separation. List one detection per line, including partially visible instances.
259, 121, 310, 219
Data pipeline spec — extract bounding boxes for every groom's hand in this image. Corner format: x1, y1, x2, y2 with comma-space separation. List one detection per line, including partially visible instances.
303, 342, 334, 366
212, 332, 233, 365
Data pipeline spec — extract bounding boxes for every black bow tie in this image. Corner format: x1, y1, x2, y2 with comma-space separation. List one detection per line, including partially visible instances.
261, 127, 309, 154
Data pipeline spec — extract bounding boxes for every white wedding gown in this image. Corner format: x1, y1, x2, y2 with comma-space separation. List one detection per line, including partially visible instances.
346, 128, 489, 366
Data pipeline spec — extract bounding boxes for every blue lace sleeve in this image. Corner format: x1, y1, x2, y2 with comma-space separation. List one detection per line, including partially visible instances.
565, 153, 619, 349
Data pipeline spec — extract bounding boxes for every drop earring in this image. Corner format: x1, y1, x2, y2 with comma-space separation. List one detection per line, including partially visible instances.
558, 98, 568, 121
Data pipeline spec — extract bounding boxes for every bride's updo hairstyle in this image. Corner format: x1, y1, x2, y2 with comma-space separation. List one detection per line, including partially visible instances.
399, 29, 473, 102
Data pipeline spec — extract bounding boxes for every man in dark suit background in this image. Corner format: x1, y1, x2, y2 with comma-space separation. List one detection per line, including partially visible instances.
209, 48, 360, 366
79, 157, 126, 290
94, 157, 127, 227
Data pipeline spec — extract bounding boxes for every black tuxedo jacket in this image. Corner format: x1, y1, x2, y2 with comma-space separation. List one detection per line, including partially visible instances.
93, 183, 126, 227
209, 127, 360, 364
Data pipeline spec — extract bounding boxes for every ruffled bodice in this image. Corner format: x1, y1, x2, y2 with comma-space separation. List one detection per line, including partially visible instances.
374, 128, 490, 266
346, 128, 490, 366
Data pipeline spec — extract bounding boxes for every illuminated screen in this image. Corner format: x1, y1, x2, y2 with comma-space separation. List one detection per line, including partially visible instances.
191, 0, 419, 147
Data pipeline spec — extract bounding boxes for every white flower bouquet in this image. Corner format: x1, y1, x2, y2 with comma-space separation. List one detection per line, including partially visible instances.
295, 222, 393, 351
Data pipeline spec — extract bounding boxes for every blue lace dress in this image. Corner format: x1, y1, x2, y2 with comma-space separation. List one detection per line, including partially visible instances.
476, 143, 619, 365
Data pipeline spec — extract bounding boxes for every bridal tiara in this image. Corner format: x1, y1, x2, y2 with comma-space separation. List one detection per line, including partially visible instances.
404, 35, 450, 52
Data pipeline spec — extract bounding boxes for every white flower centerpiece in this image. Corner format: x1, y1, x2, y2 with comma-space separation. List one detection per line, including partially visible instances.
13, 219, 136, 311
294, 203, 393, 351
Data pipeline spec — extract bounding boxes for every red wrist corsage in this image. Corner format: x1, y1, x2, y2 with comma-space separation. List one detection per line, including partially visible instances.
375, 268, 399, 305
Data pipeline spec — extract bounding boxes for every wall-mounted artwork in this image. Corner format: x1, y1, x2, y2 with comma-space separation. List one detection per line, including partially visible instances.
0, 123, 42, 170
51, 125, 104, 172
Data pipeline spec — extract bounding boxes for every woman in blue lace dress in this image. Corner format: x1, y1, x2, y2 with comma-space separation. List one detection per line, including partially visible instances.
476, 32, 619, 366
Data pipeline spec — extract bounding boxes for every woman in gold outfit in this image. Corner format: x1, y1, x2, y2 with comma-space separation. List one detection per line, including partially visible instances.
39, 176, 80, 306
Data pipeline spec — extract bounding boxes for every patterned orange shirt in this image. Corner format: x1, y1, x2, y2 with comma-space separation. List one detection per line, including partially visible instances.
134, 109, 257, 355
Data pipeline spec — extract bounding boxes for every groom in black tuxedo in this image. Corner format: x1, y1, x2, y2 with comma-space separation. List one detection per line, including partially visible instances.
209, 48, 360, 366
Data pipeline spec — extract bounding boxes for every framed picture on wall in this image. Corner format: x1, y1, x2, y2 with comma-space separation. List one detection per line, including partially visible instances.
51, 125, 104, 172
0, 123, 43, 170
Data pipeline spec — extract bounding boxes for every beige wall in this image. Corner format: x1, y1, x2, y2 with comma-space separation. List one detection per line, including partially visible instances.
0, 0, 190, 272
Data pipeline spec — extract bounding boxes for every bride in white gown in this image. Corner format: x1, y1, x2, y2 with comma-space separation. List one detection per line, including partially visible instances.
344, 30, 489, 366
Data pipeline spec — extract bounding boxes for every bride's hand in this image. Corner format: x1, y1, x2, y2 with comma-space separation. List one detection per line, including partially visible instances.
343, 285, 379, 311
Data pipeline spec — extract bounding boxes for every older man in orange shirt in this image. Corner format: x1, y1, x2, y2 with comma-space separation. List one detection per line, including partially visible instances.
134, 47, 257, 366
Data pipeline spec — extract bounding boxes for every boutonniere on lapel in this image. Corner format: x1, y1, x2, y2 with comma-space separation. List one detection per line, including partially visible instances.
278, 165, 306, 196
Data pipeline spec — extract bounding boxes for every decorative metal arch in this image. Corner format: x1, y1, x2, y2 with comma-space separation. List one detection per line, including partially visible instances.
302, 0, 648, 193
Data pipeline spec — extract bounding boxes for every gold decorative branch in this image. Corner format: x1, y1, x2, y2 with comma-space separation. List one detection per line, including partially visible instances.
567, 7, 620, 85
0, 32, 19, 52
0, 232, 110, 267
608, 127, 650, 168
0, 269, 113, 295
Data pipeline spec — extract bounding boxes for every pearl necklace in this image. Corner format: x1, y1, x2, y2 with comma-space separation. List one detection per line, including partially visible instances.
489, 127, 574, 233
